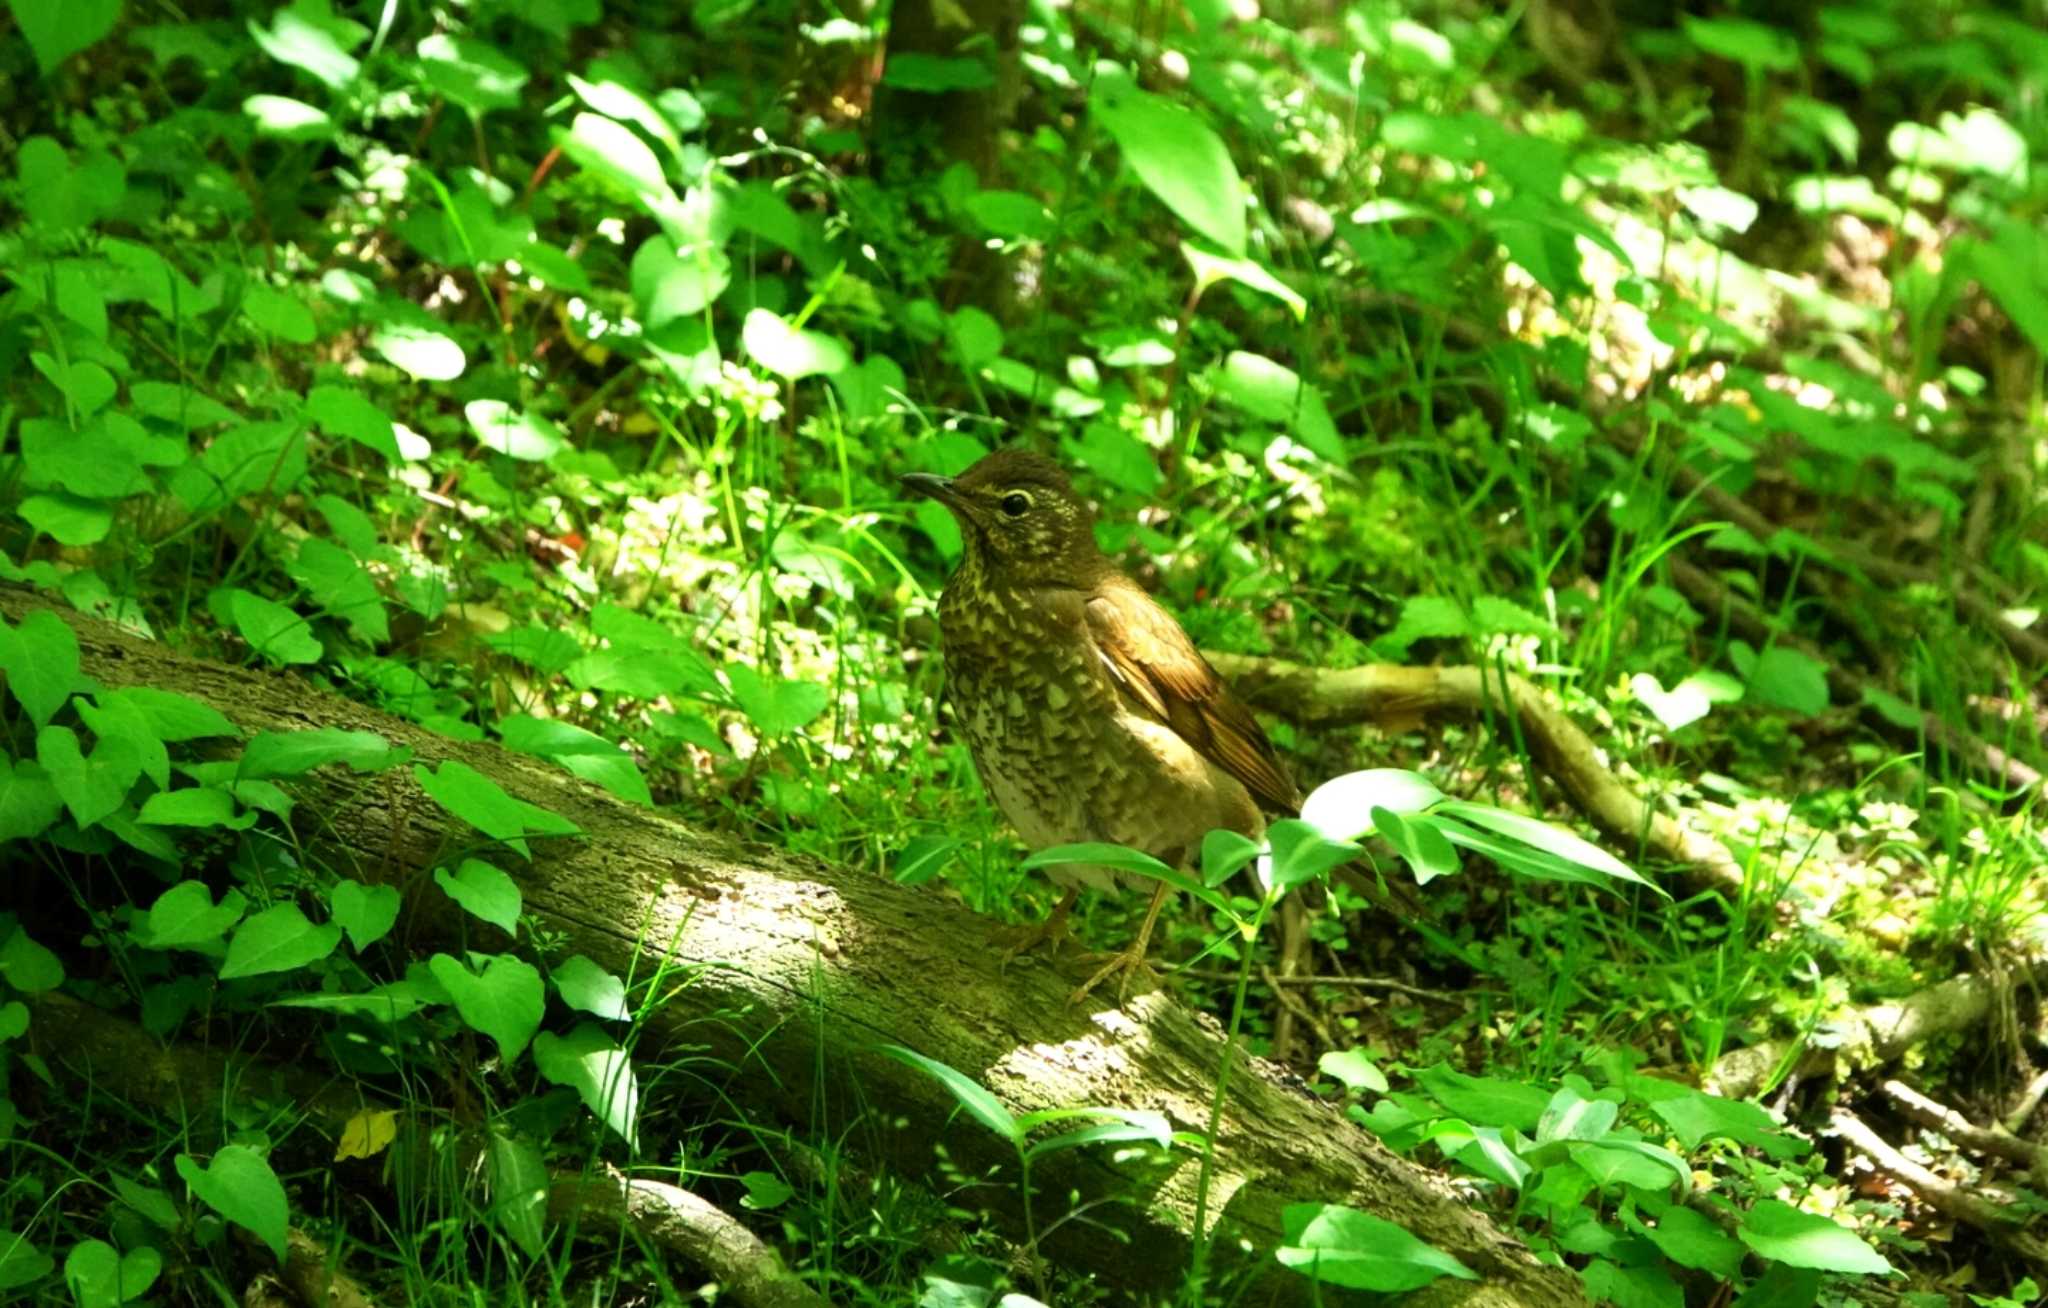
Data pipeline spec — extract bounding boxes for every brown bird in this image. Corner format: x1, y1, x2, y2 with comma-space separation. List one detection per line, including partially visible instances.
903, 449, 1301, 1004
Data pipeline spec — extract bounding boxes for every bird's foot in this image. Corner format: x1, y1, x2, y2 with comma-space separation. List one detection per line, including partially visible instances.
1067, 945, 1159, 1007
997, 890, 1078, 971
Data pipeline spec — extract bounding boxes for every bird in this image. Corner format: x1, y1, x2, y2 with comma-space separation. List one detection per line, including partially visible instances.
902, 449, 1301, 1005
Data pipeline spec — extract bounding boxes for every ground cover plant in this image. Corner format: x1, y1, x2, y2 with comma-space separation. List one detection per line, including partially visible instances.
1, 0, 2045, 1305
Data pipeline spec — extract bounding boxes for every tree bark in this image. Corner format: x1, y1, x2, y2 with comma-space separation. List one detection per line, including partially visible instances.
1, 587, 1586, 1307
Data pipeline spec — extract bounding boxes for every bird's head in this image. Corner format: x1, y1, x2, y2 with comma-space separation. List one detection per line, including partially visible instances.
901, 449, 1101, 583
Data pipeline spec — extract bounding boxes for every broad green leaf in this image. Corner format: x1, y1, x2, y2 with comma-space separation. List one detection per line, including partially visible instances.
631, 237, 730, 326
306, 386, 401, 462
417, 33, 528, 116
64, 1238, 161, 1307
241, 286, 315, 343
1568, 1138, 1689, 1192
890, 834, 959, 886
434, 858, 522, 934
0, 1229, 54, 1292
1372, 808, 1461, 884
1019, 842, 1235, 916
1319, 1048, 1388, 1094
1743, 646, 1829, 716
0, 609, 83, 726
174, 1146, 287, 1262
553, 955, 630, 1020
1209, 352, 1339, 460
723, 663, 830, 735
239, 728, 400, 780
18, 494, 112, 545
288, 538, 388, 643
1024, 1110, 1175, 1163
1634, 1080, 1808, 1159
741, 308, 850, 379
1277, 1203, 1476, 1291
104, 688, 238, 742
1535, 1086, 1618, 1144
413, 760, 579, 859
137, 786, 243, 828
329, 879, 401, 952
1266, 819, 1360, 891
243, 95, 333, 141
0, 759, 65, 842
1416, 1063, 1550, 1131
10, 0, 121, 74
880, 52, 993, 91
370, 324, 466, 381
1091, 70, 1245, 255
1200, 828, 1262, 887
878, 1044, 1019, 1143
1680, 16, 1798, 73
248, 7, 359, 89
37, 725, 131, 829
559, 111, 672, 200
739, 1171, 794, 1210
1643, 1204, 1746, 1278
1737, 1200, 1892, 1275
534, 1024, 639, 1141
1582, 1259, 1685, 1308
225, 589, 322, 666
140, 881, 248, 949
1182, 245, 1307, 320
464, 400, 567, 462
1433, 800, 1654, 890
569, 73, 685, 165
0, 927, 64, 994
429, 953, 544, 1062
486, 1131, 547, 1258
219, 904, 342, 979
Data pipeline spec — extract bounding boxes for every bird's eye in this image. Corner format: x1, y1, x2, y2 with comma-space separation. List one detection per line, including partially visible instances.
999, 491, 1032, 518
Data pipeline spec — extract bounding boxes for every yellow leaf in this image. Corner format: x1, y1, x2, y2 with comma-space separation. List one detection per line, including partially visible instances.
335, 1110, 400, 1161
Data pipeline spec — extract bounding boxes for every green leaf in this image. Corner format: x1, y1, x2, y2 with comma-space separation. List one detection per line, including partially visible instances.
878, 1044, 1019, 1144
219, 904, 343, 979
631, 236, 730, 327
0, 609, 83, 726
329, 879, 401, 952
464, 400, 567, 462
1415, 1063, 1550, 1131
18, 494, 112, 546
741, 308, 851, 379
1199, 828, 1263, 887
486, 1130, 547, 1258
140, 881, 248, 950
1319, 1048, 1389, 1094
1182, 245, 1307, 321
1265, 819, 1361, 891
1208, 352, 1338, 459
1023, 1110, 1175, 1163
1744, 646, 1830, 716
413, 760, 579, 859
0, 758, 65, 842
224, 589, 322, 666
174, 1145, 288, 1262
37, 725, 132, 829
1582, 1259, 1685, 1308
559, 111, 673, 200
1372, 808, 1462, 884
890, 834, 960, 886
1535, 1086, 1618, 1144
1277, 1203, 1476, 1291
568, 73, 687, 164
0, 926, 64, 994
1680, 16, 1799, 73
9, 0, 121, 74
553, 955, 630, 1020
416, 33, 528, 116
137, 786, 244, 829
434, 858, 523, 934
1433, 800, 1655, 891
1643, 1204, 1746, 1278
370, 324, 466, 381
1569, 1138, 1689, 1191
738, 1171, 794, 1211
1739, 1200, 1892, 1275
242, 95, 333, 141
306, 386, 401, 462
429, 952, 544, 1063
0, 1229, 54, 1292
1019, 842, 1235, 916
248, 5, 359, 88
1091, 70, 1245, 255
723, 663, 830, 735
239, 728, 400, 780
103, 688, 238, 742
241, 286, 315, 343
880, 51, 993, 91
288, 538, 388, 644
64, 1238, 160, 1308
534, 1024, 639, 1141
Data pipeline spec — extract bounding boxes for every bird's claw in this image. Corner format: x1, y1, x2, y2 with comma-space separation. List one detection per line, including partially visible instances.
1068, 947, 1158, 1007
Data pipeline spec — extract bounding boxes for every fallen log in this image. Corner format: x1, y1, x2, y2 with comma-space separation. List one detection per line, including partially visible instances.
0, 587, 1585, 1307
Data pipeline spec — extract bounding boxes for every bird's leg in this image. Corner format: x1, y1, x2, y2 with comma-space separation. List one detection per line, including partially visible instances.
998, 888, 1079, 968
1069, 880, 1172, 1006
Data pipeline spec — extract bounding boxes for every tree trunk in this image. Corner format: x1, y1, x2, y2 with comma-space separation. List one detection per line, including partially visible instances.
1, 587, 1586, 1307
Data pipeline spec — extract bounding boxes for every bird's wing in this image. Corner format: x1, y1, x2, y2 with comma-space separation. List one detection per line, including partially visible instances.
1084, 579, 1302, 814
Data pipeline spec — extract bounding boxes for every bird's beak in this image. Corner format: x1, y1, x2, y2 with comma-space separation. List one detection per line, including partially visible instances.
899, 472, 962, 509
